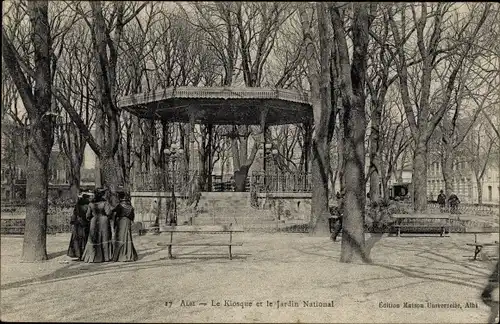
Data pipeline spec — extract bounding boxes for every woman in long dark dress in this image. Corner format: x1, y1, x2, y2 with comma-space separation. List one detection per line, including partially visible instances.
113, 192, 138, 262
81, 188, 114, 263
67, 194, 91, 260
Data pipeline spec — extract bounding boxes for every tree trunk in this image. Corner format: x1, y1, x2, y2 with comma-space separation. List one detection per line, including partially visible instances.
329, 166, 338, 199
100, 151, 120, 205
233, 165, 250, 192
303, 122, 312, 174
340, 95, 367, 262
305, 3, 332, 236
476, 178, 483, 205
368, 102, 382, 202
369, 165, 380, 202
0, 0, 55, 261
338, 118, 345, 195
398, 149, 408, 183
67, 136, 84, 203
23, 119, 53, 261
198, 133, 208, 191
332, 3, 375, 263
309, 137, 330, 234
370, 136, 382, 201
381, 175, 390, 201
207, 124, 214, 191
441, 149, 454, 204
68, 169, 81, 203
412, 140, 428, 212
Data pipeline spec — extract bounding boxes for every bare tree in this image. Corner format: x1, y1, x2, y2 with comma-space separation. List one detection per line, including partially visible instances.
182, 2, 239, 86
2, 0, 55, 261
298, 3, 332, 234
332, 2, 377, 262
436, 64, 497, 200
55, 18, 96, 202
1, 64, 28, 201
464, 122, 497, 204
53, 1, 148, 205
365, 8, 402, 203
379, 95, 411, 200
387, 3, 491, 211
269, 125, 301, 171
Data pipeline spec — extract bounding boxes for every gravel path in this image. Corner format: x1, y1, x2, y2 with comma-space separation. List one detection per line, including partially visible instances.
1, 232, 498, 323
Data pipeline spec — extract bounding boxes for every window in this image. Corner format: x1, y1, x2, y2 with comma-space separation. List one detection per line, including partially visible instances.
488, 186, 492, 201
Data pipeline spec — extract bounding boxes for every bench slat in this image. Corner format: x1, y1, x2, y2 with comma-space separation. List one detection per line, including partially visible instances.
394, 225, 448, 228
466, 243, 498, 247
392, 214, 450, 219
159, 225, 244, 232
157, 243, 243, 247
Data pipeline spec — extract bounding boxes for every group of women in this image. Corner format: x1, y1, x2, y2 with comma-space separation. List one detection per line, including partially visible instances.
67, 188, 138, 263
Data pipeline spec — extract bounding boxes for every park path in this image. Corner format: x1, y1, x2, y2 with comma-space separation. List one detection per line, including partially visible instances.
1, 232, 497, 323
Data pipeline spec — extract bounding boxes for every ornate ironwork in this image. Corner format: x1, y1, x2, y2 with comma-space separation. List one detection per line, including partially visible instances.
250, 171, 312, 193
118, 86, 311, 108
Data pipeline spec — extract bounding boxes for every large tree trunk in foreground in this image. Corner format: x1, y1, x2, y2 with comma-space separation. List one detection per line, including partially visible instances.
309, 138, 331, 234
309, 3, 333, 235
100, 152, 121, 205
341, 95, 367, 262
23, 118, 53, 261
332, 3, 375, 263
412, 141, 428, 212
2, 1, 54, 261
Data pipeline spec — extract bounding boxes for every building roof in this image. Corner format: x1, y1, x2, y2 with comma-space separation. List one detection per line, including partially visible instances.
117, 87, 313, 126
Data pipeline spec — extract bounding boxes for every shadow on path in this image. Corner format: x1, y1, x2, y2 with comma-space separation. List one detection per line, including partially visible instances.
1, 246, 250, 291
293, 238, 490, 292
47, 250, 67, 259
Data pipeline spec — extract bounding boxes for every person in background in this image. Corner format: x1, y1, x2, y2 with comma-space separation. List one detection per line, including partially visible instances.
481, 260, 499, 323
448, 193, 460, 214
81, 188, 114, 263
330, 193, 344, 242
67, 193, 91, 260
112, 191, 138, 262
437, 190, 446, 213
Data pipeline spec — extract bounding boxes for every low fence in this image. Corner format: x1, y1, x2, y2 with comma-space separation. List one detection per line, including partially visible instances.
1, 205, 72, 235
1, 199, 497, 235
133, 171, 192, 192
134, 171, 250, 192
395, 201, 499, 215
250, 171, 312, 193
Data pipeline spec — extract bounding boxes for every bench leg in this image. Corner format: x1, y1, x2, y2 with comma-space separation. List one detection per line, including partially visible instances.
168, 232, 174, 259
474, 246, 482, 260
229, 245, 232, 260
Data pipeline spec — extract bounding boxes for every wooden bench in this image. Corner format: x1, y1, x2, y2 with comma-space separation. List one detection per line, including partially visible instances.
466, 234, 499, 260
391, 214, 450, 237
156, 225, 244, 260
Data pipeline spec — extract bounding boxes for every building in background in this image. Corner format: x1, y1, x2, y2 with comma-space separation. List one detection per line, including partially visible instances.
1, 120, 97, 202
426, 115, 499, 204
426, 158, 499, 204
